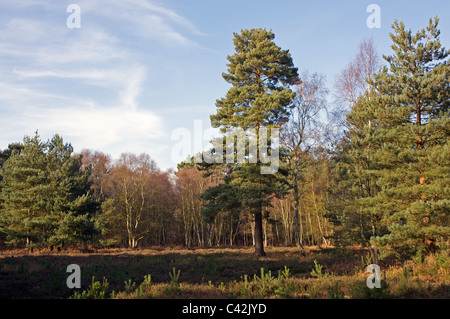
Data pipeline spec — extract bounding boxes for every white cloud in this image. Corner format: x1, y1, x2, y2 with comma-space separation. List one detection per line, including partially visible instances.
119, 66, 146, 111
1, 18, 49, 43
0, 101, 166, 157
12, 64, 147, 110
41, 106, 163, 148
0, 0, 203, 170
76, 0, 203, 47
123, 0, 202, 34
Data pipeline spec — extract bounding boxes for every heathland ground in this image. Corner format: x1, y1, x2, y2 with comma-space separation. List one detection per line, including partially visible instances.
0, 245, 448, 299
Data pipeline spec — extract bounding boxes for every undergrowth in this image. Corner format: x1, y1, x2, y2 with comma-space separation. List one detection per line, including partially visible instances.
71, 252, 449, 299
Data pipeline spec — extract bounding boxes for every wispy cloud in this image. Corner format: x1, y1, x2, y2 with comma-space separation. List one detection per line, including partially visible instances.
12, 65, 147, 111
78, 0, 203, 47
0, 0, 202, 168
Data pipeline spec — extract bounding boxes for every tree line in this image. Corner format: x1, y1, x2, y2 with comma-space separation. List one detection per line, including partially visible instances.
0, 17, 448, 260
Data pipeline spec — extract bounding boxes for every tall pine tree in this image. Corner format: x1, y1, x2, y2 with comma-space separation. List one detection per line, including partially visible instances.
0, 134, 48, 247
206, 28, 298, 256
343, 17, 449, 258
0, 133, 100, 248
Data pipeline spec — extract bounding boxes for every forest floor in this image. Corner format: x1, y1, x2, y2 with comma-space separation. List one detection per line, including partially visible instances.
0, 245, 448, 299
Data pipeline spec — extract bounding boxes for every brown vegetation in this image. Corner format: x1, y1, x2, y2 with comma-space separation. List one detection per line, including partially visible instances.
0, 246, 447, 299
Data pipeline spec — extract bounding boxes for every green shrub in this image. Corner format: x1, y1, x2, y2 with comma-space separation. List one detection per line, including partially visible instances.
124, 279, 136, 293
311, 259, 330, 278
169, 267, 181, 287
73, 277, 110, 299
436, 250, 449, 270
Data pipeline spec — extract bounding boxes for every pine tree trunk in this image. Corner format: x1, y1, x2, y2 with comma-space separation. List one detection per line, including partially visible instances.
254, 123, 266, 257
254, 209, 266, 257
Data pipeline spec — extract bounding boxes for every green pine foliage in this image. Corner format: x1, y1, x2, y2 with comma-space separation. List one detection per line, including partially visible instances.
203, 28, 299, 256
211, 28, 298, 132
0, 18, 447, 266
368, 18, 450, 256
0, 132, 101, 248
333, 17, 449, 259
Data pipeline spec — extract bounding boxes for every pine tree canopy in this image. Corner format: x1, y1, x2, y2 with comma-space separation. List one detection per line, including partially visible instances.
343, 17, 449, 257
0, 133, 100, 247
204, 28, 299, 256
211, 28, 299, 132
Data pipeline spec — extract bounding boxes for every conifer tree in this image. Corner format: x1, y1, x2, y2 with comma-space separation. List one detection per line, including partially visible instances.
206, 28, 299, 256
343, 17, 449, 258
0, 133, 100, 248
0, 134, 48, 247
45, 135, 100, 246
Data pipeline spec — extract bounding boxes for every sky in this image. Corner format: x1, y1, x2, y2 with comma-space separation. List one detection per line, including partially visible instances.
0, 0, 449, 171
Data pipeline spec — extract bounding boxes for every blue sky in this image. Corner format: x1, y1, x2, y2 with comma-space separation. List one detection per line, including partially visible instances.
0, 0, 449, 170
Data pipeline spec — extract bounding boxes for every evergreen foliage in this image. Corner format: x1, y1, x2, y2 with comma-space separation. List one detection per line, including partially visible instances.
0, 132, 100, 247
0, 19, 447, 262
331, 17, 449, 259
204, 28, 299, 256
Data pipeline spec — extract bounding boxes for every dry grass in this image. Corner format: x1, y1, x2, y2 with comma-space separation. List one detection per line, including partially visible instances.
0, 245, 448, 299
